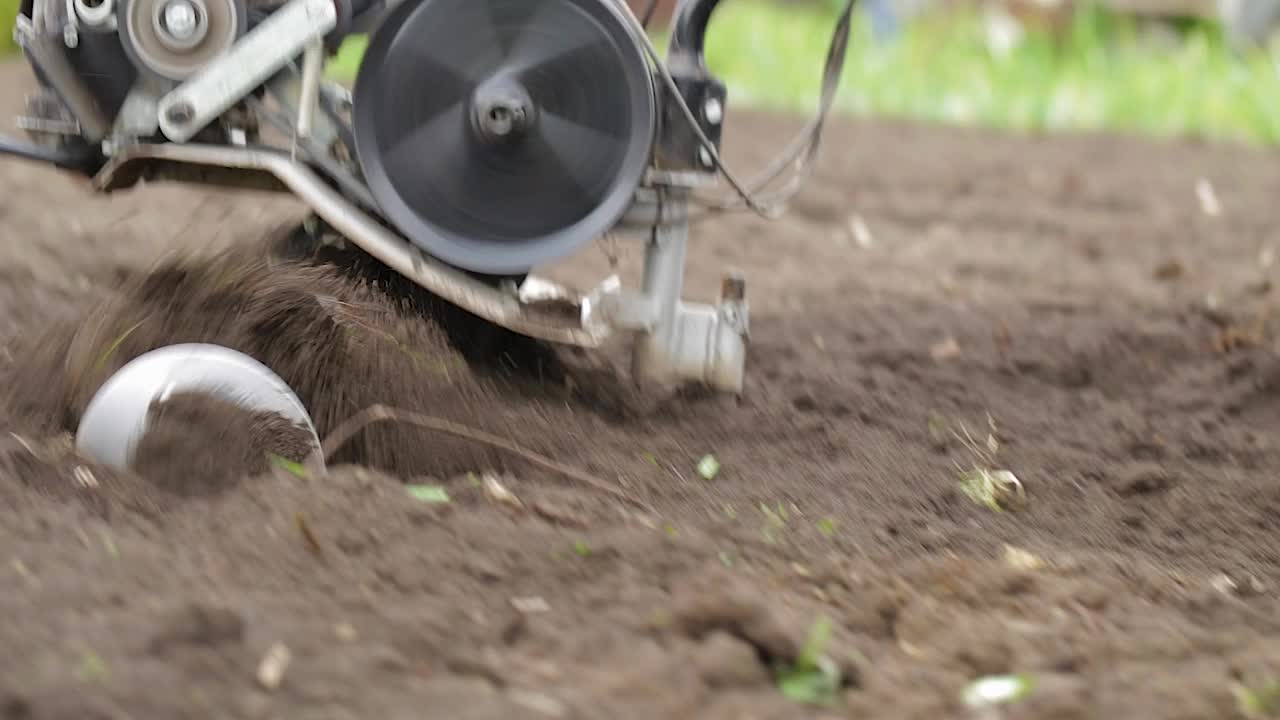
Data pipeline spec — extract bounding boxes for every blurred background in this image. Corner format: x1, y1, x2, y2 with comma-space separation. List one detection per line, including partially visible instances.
622, 0, 1280, 144
4, 0, 1280, 144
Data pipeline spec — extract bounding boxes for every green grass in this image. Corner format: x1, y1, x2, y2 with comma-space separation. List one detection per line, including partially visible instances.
4, 0, 1280, 144
325, 1, 1280, 145
0, 0, 17, 54
692, 0, 1280, 144
744, 1, 1280, 144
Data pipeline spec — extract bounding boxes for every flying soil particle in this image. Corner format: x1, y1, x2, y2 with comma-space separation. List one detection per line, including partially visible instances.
132, 391, 316, 496
0, 242, 534, 481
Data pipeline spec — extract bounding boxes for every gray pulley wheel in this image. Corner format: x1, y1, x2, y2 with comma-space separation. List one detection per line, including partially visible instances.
117, 0, 246, 81
75, 343, 321, 471
353, 0, 657, 276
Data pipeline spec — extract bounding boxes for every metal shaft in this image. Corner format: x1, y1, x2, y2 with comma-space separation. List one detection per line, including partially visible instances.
296, 38, 323, 139
640, 190, 689, 335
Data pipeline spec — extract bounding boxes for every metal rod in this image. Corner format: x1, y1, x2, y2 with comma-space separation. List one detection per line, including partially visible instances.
157, 0, 336, 142
640, 191, 689, 331
0, 132, 96, 171
296, 38, 323, 140
91, 143, 610, 348
630, 188, 690, 384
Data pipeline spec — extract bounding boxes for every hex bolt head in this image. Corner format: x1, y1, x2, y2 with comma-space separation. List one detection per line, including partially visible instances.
163, 0, 198, 39
703, 97, 723, 125
165, 101, 195, 125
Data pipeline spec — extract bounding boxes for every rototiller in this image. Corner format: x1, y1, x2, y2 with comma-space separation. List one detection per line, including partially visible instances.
1, 0, 852, 468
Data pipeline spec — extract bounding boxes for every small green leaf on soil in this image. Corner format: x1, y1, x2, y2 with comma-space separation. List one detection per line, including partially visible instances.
642, 451, 659, 466
927, 415, 949, 439
797, 615, 832, 670
573, 539, 591, 557
775, 616, 840, 706
407, 485, 450, 503
761, 503, 788, 527
1234, 679, 1280, 719
663, 523, 679, 538
962, 673, 1035, 707
958, 468, 1025, 512
817, 517, 837, 537
697, 454, 720, 480
100, 530, 119, 558
270, 454, 309, 479
76, 650, 109, 683
777, 662, 841, 706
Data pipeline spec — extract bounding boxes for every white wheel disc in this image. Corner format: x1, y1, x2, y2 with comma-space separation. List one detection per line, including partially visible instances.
75, 343, 321, 470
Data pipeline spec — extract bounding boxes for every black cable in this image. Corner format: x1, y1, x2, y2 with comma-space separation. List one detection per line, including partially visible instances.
687, 0, 855, 215
621, 0, 857, 221
0, 133, 98, 172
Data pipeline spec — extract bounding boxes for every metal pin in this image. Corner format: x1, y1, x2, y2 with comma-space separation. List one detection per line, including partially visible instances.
296, 38, 323, 140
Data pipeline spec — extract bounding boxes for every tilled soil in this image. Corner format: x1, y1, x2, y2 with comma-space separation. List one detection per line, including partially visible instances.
2, 62, 1280, 719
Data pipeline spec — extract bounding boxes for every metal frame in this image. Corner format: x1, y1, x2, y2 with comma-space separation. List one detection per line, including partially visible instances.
6, 0, 751, 395
92, 141, 751, 393
156, 0, 335, 141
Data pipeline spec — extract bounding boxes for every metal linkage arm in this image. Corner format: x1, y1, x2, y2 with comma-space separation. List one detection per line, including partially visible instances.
587, 189, 749, 395
157, 0, 336, 142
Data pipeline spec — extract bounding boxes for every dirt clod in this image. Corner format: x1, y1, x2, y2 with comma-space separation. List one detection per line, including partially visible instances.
694, 631, 771, 688
1112, 462, 1176, 496
670, 576, 799, 664
147, 602, 246, 654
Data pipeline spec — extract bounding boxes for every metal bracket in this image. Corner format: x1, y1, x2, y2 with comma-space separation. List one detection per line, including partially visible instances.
90, 144, 748, 395
586, 189, 749, 394
156, 0, 336, 142
17, 88, 82, 141
92, 142, 611, 347
262, 47, 338, 153
111, 76, 168, 139
294, 38, 324, 142
14, 15, 112, 141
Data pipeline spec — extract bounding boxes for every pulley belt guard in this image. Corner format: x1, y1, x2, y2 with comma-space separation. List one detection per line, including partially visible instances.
352, 0, 657, 275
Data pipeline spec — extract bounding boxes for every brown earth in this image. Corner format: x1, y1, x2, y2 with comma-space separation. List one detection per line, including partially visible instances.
2, 60, 1280, 720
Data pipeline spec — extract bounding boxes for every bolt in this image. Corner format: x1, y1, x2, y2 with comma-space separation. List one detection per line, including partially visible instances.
473, 84, 534, 143
486, 106, 514, 136
703, 97, 723, 125
698, 146, 714, 169
163, 0, 198, 39
165, 101, 195, 125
